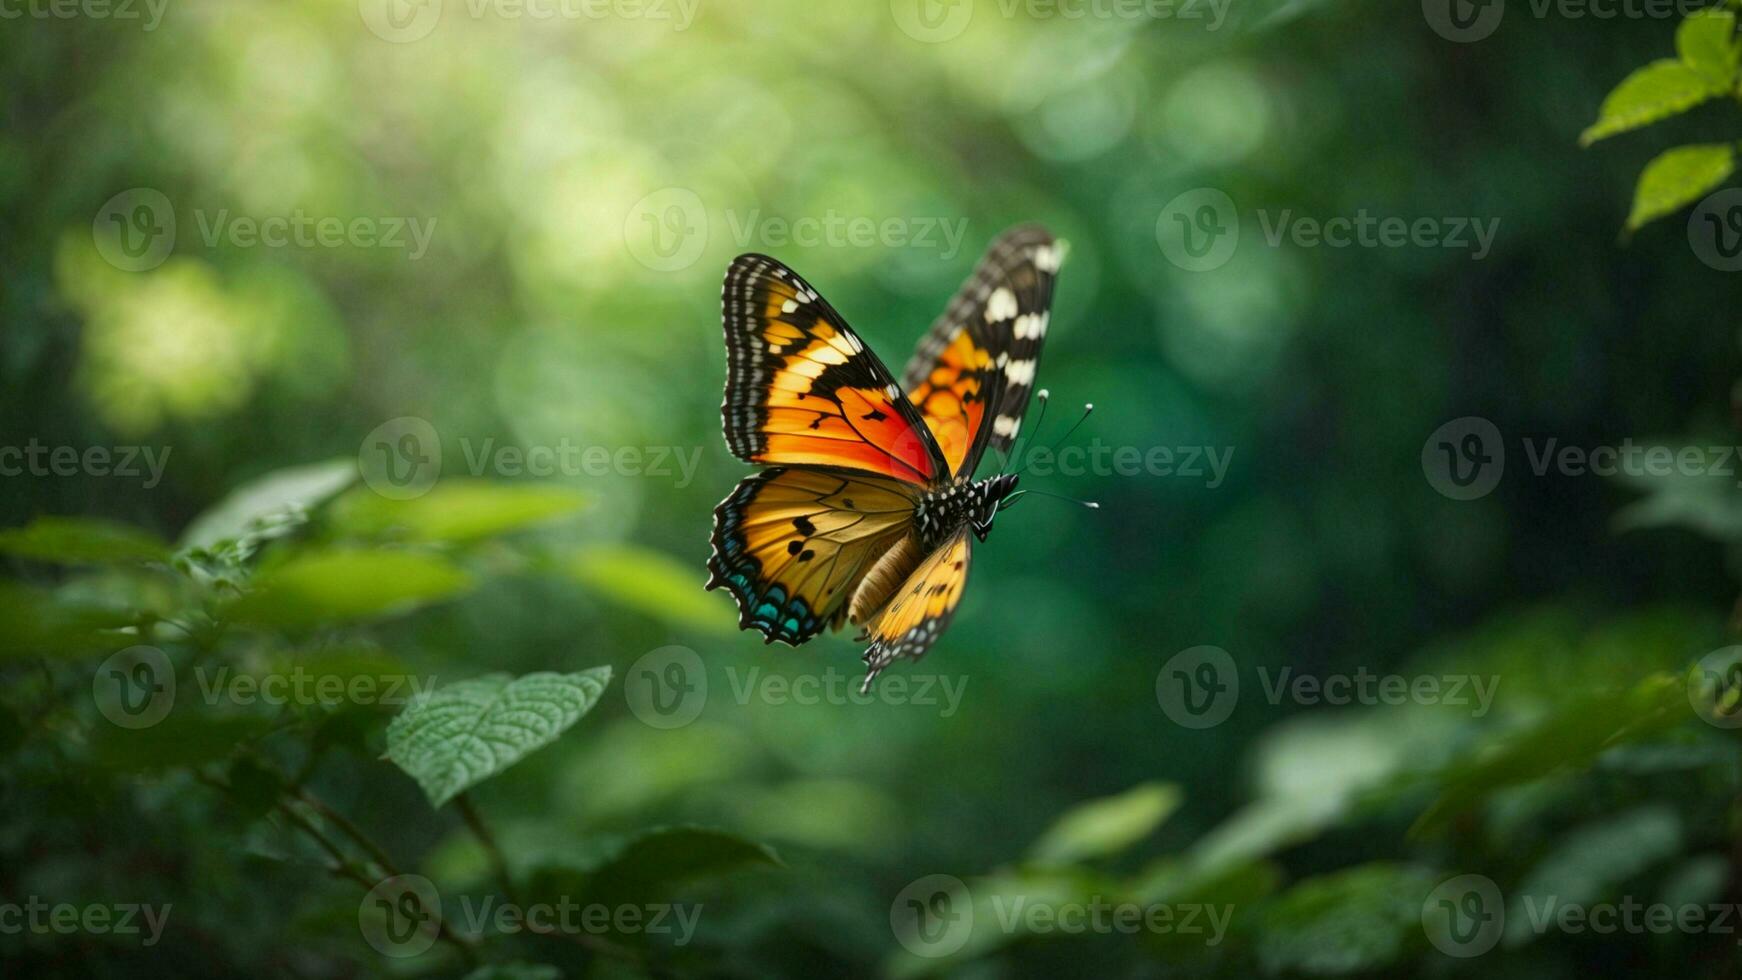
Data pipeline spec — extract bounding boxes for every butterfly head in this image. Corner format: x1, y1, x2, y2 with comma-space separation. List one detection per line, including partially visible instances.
970, 473, 1021, 542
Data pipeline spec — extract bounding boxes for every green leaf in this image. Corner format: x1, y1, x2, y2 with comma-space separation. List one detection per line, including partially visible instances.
0, 584, 139, 661
1579, 61, 1722, 146
522, 825, 781, 910
0, 517, 168, 565
1625, 143, 1737, 230
385, 668, 612, 807
223, 548, 473, 628
1411, 672, 1688, 836
1504, 805, 1682, 946
566, 543, 732, 633
1255, 863, 1437, 976
1676, 8, 1739, 86
1028, 782, 1181, 866
180, 458, 356, 550
328, 480, 587, 542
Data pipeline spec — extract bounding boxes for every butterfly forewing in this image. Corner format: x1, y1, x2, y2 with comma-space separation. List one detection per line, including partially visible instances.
902, 225, 1063, 476
721, 254, 949, 485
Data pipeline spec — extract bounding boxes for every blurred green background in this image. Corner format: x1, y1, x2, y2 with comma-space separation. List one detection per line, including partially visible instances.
7, 0, 1742, 976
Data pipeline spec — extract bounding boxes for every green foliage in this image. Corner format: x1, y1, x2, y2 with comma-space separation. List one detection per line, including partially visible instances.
385, 669, 612, 807
1584, 6, 1742, 229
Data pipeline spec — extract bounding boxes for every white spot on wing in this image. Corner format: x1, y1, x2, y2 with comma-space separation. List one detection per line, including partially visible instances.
985, 287, 1017, 323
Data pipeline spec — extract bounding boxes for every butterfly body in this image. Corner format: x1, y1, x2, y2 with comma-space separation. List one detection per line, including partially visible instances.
706, 226, 1064, 689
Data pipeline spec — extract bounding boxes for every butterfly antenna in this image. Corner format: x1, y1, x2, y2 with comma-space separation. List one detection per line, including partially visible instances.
1012, 399, 1094, 477
1000, 489, 1100, 510
999, 388, 1050, 476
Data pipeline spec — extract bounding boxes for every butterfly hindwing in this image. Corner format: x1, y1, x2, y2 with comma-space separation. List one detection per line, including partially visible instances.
707, 466, 920, 645
722, 254, 949, 486
902, 225, 1063, 476
859, 528, 972, 690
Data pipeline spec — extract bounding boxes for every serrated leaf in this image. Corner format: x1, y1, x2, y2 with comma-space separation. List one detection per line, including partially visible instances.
1579, 61, 1722, 146
223, 548, 473, 628
567, 544, 732, 633
1255, 863, 1436, 976
1028, 782, 1181, 865
0, 517, 168, 565
180, 458, 356, 550
328, 480, 587, 542
386, 668, 611, 807
1677, 8, 1739, 86
1625, 143, 1737, 230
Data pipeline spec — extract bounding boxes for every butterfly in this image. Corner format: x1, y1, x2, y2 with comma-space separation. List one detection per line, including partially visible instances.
706, 225, 1065, 691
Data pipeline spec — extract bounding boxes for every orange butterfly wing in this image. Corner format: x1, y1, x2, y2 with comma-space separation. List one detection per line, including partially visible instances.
857, 528, 971, 691
721, 254, 949, 486
903, 225, 1062, 476
707, 467, 920, 645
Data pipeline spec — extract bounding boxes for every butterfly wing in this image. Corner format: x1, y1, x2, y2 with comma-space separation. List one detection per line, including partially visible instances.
902, 225, 1063, 476
708, 466, 920, 645
722, 254, 950, 486
857, 527, 971, 691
